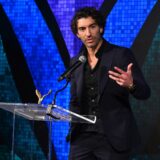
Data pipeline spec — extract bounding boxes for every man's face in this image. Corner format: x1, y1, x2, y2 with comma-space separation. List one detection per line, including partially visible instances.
76, 16, 103, 49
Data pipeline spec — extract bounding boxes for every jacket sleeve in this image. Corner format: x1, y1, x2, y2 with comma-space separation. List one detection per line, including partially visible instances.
69, 58, 80, 113
67, 58, 81, 142
120, 48, 151, 100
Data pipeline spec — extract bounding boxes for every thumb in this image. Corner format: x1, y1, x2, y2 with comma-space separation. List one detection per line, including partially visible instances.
127, 63, 133, 72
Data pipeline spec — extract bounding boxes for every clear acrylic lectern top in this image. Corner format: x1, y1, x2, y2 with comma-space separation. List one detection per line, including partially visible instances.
0, 102, 96, 124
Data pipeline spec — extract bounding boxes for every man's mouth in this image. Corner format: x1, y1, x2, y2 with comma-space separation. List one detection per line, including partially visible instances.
86, 39, 94, 43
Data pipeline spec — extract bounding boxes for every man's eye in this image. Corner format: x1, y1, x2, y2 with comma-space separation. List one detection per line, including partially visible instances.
91, 25, 96, 29
79, 28, 85, 31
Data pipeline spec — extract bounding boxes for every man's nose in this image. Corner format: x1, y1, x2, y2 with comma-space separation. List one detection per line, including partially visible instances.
86, 28, 91, 36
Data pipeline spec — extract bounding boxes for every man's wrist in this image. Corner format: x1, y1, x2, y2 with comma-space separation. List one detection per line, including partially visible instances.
128, 83, 136, 92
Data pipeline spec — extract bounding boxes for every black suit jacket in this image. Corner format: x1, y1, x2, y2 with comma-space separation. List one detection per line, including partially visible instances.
69, 40, 150, 151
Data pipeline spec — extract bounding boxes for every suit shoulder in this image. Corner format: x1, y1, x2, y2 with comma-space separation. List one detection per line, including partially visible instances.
110, 43, 132, 53
109, 44, 134, 58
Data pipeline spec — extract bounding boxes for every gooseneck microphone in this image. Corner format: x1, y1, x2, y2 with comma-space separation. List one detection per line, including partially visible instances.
47, 56, 86, 118
58, 55, 86, 82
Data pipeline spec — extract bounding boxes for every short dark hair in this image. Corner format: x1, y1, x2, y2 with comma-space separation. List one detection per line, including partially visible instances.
71, 7, 106, 35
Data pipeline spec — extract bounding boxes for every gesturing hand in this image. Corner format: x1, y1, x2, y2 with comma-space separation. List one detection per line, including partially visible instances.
108, 63, 133, 88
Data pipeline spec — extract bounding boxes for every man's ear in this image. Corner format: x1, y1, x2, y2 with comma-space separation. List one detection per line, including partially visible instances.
100, 28, 103, 34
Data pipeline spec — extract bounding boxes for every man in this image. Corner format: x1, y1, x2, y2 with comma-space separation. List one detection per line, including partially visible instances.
68, 7, 150, 160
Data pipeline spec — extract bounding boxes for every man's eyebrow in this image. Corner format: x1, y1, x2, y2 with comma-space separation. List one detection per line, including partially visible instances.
78, 23, 97, 28
90, 23, 97, 25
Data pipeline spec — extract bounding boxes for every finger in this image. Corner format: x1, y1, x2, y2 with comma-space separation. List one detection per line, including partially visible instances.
117, 78, 125, 83
109, 75, 125, 86
109, 74, 125, 83
114, 66, 126, 74
116, 81, 123, 86
108, 70, 121, 78
127, 63, 133, 72
109, 74, 119, 81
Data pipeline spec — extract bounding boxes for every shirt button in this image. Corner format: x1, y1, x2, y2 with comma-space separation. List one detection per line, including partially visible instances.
92, 111, 96, 115
91, 99, 95, 102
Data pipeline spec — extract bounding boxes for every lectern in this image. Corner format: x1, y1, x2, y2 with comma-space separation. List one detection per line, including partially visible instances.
0, 102, 96, 160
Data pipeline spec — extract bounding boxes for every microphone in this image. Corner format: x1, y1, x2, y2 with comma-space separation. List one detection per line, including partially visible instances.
58, 55, 86, 82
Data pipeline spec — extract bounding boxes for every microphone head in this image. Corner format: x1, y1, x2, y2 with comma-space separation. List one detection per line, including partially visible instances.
78, 55, 86, 63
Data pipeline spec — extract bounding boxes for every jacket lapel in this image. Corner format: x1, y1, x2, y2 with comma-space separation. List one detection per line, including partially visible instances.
76, 61, 84, 102
98, 46, 115, 101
